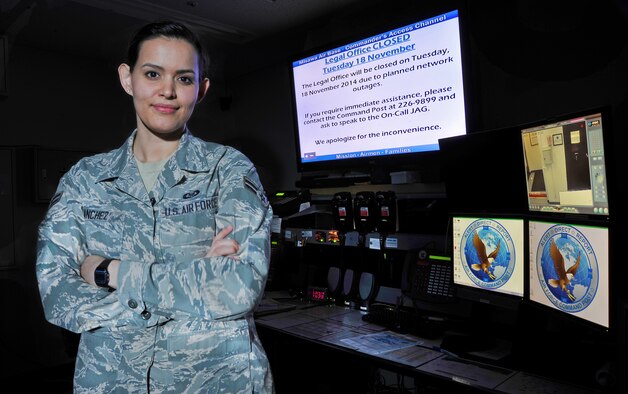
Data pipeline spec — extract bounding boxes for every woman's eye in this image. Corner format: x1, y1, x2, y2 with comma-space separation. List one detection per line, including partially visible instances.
178, 76, 194, 85
145, 71, 159, 79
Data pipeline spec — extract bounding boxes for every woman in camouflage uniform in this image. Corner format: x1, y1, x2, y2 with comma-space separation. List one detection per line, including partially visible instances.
36, 21, 274, 393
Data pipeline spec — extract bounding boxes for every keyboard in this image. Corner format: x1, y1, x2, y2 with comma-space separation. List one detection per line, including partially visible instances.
362, 305, 443, 339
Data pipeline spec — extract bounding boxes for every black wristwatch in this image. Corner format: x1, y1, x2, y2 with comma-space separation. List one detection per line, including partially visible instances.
94, 258, 113, 288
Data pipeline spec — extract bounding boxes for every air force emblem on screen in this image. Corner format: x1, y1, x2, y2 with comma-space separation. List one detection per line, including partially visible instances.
460, 219, 516, 289
536, 225, 598, 313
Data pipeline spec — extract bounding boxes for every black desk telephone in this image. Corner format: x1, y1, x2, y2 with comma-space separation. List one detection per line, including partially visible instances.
401, 250, 455, 302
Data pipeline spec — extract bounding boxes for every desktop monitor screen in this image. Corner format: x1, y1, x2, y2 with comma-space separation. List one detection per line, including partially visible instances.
528, 220, 609, 329
439, 127, 528, 215
452, 216, 525, 304
290, 9, 468, 172
520, 109, 610, 217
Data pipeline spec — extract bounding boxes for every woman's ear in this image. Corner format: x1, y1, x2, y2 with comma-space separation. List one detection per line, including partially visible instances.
196, 78, 210, 103
118, 63, 133, 96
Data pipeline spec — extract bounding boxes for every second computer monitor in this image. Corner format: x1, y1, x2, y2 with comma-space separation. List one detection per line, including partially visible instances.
528, 220, 610, 329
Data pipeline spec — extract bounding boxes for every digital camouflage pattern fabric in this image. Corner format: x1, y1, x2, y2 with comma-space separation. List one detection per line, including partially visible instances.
37, 130, 274, 393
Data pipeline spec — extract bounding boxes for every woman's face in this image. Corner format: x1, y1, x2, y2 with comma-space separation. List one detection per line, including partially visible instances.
118, 37, 209, 138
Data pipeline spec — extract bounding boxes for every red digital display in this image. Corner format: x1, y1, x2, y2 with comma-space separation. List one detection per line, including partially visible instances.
307, 286, 328, 301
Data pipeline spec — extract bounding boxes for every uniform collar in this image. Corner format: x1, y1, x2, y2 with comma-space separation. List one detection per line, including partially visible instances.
95, 130, 217, 202
171, 130, 213, 173
98, 129, 213, 181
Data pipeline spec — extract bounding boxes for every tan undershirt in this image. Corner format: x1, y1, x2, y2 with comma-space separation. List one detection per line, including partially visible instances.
135, 156, 170, 192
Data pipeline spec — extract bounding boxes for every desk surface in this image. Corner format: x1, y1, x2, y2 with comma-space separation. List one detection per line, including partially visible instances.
255, 299, 600, 394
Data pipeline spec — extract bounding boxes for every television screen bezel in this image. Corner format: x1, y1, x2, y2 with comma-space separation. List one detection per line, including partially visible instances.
288, 5, 475, 175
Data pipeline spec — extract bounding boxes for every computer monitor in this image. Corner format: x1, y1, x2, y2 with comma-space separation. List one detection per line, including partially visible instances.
452, 215, 525, 309
528, 219, 609, 330
520, 108, 611, 218
439, 127, 528, 215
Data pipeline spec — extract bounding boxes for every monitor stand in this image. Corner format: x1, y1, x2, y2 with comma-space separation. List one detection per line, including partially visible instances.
440, 302, 513, 364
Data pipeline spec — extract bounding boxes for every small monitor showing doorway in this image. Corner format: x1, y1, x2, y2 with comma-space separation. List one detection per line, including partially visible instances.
520, 109, 611, 218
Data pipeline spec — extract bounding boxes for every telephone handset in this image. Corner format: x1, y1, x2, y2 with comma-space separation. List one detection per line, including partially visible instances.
401, 249, 455, 302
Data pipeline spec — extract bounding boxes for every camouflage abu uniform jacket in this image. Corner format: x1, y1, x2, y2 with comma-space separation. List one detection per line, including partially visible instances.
36, 130, 274, 393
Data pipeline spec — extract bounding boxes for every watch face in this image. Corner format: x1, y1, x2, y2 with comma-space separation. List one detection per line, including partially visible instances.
95, 260, 111, 287
94, 268, 108, 287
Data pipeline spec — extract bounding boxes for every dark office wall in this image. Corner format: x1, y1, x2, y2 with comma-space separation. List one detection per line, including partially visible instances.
466, 2, 628, 129
0, 45, 131, 151
0, 45, 296, 194
221, 65, 298, 194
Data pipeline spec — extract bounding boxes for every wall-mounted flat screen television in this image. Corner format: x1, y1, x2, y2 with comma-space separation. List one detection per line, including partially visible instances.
290, 9, 469, 173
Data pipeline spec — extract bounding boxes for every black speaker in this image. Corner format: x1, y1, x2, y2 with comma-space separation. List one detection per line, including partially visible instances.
357, 271, 378, 310
341, 268, 356, 306
327, 266, 343, 301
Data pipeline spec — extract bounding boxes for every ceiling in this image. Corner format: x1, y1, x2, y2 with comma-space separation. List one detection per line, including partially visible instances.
1, 0, 367, 66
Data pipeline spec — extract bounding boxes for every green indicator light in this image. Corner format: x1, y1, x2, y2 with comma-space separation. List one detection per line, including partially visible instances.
429, 255, 451, 262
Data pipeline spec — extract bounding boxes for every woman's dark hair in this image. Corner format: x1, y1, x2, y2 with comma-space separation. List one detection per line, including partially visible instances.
126, 20, 209, 80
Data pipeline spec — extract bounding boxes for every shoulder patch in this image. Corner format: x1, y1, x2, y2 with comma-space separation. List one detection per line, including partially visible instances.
243, 176, 269, 207
49, 191, 63, 208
